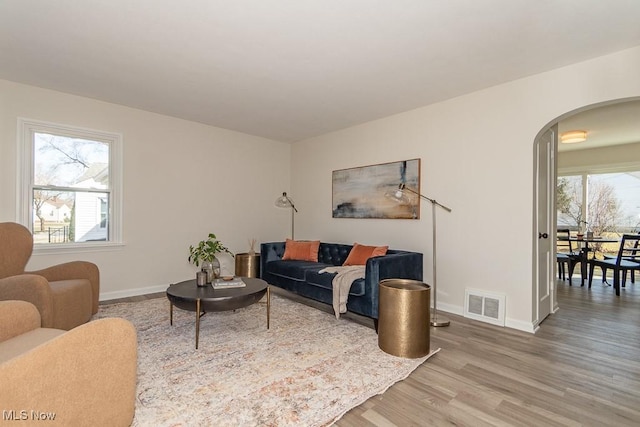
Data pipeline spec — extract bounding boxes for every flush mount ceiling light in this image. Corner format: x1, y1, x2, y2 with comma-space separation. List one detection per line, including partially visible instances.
560, 130, 587, 144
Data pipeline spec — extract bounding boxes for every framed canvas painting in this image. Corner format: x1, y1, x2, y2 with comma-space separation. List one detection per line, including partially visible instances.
332, 159, 420, 219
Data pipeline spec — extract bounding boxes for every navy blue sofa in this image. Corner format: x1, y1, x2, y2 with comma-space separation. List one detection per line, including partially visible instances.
260, 242, 423, 320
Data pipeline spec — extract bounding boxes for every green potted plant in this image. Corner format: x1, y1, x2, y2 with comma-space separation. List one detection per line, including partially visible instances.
188, 233, 233, 282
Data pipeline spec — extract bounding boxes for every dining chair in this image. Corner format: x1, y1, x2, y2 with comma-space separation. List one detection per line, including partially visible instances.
600, 236, 639, 285
588, 234, 640, 296
556, 229, 581, 284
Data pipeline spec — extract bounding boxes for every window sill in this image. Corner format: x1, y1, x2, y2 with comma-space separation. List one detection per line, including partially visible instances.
32, 241, 125, 255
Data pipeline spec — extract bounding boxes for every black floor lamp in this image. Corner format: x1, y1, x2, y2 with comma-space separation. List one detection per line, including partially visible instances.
386, 183, 452, 327
275, 192, 298, 240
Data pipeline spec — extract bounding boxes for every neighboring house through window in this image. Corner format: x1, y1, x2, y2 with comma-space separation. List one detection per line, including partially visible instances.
18, 118, 122, 249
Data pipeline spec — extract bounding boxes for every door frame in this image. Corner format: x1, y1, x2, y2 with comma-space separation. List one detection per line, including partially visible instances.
533, 125, 557, 331
533, 97, 640, 331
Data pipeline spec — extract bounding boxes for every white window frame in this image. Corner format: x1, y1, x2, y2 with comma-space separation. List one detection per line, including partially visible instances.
17, 118, 123, 253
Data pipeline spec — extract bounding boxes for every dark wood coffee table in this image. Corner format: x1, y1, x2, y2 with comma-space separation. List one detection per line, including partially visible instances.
166, 277, 270, 349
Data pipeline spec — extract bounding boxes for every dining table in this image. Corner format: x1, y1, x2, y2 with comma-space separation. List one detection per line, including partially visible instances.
564, 236, 620, 286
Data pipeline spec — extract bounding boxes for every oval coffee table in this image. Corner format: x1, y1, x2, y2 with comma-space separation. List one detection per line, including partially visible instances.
166, 277, 270, 349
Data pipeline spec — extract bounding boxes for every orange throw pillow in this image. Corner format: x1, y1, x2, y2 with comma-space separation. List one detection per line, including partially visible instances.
343, 243, 388, 266
282, 239, 321, 262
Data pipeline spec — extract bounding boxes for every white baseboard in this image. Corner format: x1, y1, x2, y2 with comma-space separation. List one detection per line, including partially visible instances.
505, 318, 536, 333
437, 302, 535, 334
99, 284, 167, 302
98, 286, 537, 333
437, 302, 463, 317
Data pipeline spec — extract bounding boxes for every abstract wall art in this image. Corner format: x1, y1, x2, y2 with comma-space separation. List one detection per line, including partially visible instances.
332, 159, 420, 219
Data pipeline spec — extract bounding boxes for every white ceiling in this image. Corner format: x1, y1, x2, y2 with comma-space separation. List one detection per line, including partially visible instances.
2, 1, 640, 142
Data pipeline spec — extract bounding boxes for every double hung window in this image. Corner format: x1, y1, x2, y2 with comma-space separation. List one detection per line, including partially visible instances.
18, 119, 122, 249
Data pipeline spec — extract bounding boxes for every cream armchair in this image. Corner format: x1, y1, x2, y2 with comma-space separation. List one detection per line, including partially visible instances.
0, 300, 137, 426
0, 222, 99, 330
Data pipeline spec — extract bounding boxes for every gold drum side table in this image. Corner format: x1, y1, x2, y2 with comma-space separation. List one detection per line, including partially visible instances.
235, 253, 260, 278
378, 278, 430, 358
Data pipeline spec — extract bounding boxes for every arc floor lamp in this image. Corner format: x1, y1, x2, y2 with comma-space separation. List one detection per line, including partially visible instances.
386, 183, 452, 327
275, 192, 298, 239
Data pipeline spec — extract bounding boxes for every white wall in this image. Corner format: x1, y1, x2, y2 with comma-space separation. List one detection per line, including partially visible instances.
0, 80, 291, 300
559, 141, 640, 172
291, 46, 640, 332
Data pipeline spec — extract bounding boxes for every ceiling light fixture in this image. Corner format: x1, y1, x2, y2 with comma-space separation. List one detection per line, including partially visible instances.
560, 130, 587, 144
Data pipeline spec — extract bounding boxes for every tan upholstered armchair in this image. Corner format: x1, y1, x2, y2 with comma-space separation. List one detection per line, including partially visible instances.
0, 222, 100, 330
0, 300, 137, 426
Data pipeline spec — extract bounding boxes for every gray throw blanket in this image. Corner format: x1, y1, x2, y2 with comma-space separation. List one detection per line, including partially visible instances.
319, 266, 366, 319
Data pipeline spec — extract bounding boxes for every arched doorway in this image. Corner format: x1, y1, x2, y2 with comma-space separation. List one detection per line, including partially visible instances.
534, 97, 640, 327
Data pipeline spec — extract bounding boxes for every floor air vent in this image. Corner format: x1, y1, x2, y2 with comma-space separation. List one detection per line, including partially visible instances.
464, 289, 506, 326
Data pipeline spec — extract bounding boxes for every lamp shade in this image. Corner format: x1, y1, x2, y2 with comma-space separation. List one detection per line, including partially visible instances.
560, 130, 587, 144
385, 184, 411, 204
275, 193, 290, 208
275, 192, 297, 211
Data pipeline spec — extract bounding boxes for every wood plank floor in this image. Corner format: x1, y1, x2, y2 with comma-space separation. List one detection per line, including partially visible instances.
103, 278, 640, 426
336, 279, 640, 427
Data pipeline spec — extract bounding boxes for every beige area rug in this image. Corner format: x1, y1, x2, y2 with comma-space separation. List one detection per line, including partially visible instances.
96, 294, 440, 426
